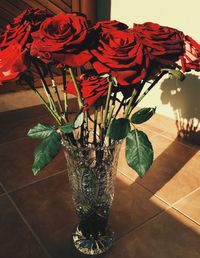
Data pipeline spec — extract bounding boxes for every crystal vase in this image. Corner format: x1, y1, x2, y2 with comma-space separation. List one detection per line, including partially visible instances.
62, 140, 121, 255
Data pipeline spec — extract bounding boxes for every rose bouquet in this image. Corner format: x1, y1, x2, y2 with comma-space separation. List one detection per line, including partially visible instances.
0, 8, 199, 175
0, 8, 200, 255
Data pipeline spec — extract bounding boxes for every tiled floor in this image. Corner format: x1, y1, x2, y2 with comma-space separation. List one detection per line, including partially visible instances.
0, 105, 200, 258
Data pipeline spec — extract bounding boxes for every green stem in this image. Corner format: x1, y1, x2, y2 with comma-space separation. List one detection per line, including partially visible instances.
124, 89, 137, 118
33, 60, 58, 113
62, 68, 68, 117
34, 89, 62, 125
51, 79, 65, 113
129, 71, 167, 115
23, 74, 62, 125
69, 68, 84, 109
48, 65, 65, 115
84, 111, 89, 145
102, 81, 112, 127
40, 80, 54, 111
107, 105, 115, 126
114, 97, 125, 119
99, 105, 104, 145
93, 107, 98, 145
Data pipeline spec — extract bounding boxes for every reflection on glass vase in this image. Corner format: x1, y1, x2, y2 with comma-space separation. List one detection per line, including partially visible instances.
62, 139, 121, 255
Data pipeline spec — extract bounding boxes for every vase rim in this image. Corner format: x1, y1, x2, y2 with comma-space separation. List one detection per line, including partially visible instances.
61, 139, 122, 151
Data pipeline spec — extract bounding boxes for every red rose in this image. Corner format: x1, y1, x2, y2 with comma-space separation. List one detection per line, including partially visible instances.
13, 8, 52, 28
91, 21, 149, 86
0, 21, 31, 50
93, 20, 128, 31
0, 43, 29, 84
179, 36, 200, 72
0, 8, 52, 50
30, 13, 92, 67
65, 73, 109, 110
133, 22, 185, 66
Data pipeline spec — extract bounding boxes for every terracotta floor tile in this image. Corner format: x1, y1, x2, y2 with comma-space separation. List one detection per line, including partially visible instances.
9, 170, 168, 258
111, 172, 168, 237
10, 172, 80, 258
117, 132, 174, 182
0, 102, 78, 144
117, 147, 139, 181
0, 195, 48, 258
135, 135, 200, 204
107, 208, 200, 258
0, 105, 47, 123
0, 98, 78, 124
133, 125, 157, 140
174, 188, 200, 224
0, 138, 67, 192
140, 112, 177, 135
0, 114, 54, 144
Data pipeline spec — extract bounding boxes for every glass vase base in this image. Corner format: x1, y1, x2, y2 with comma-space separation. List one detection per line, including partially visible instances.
73, 224, 114, 256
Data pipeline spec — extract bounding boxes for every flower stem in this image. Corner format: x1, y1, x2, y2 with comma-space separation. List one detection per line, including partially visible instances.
124, 89, 137, 118
102, 81, 112, 127
23, 74, 62, 125
114, 97, 125, 118
93, 107, 98, 145
84, 111, 89, 145
129, 71, 167, 115
107, 104, 115, 126
69, 68, 84, 109
61, 68, 68, 120
34, 89, 62, 125
33, 60, 58, 113
48, 66, 64, 113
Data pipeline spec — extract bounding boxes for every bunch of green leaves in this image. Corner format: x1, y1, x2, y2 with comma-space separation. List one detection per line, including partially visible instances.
107, 107, 156, 177
27, 112, 84, 175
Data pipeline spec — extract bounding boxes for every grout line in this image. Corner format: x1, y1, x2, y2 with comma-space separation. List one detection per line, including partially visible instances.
118, 168, 200, 212
115, 207, 170, 243
117, 169, 200, 240
1, 184, 52, 258
117, 168, 171, 206
7, 169, 67, 194
172, 207, 200, 227
171, 186, 200, 207
139, 122, 200, 152
160, 132, 200, 152
155, 130, 200, 152
115, 197, 200, 244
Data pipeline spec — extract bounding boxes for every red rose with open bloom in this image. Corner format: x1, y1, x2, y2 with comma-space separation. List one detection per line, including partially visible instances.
30, 13, 92, 67
133, 22, 185, 66
0, 43, 29, 84
0, 8, 52, 50
90, 21, 149, 86
65, 73, 109, 110
179, 36, 200, 72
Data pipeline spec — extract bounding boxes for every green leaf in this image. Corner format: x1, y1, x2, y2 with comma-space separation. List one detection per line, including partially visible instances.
131, 107, 156, 124
74, 112, 84, 129
27, 123, 55, 139
125, 129, 153, 177
107, 118, 130, 140
32, 132, 61, 175
60, 120, 74, 134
